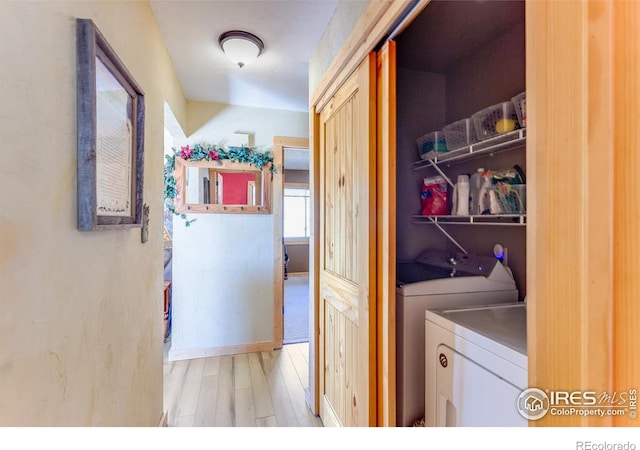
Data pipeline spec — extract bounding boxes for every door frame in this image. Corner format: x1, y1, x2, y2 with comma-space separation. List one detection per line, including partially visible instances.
272, 136, 310, 349
526, 0, 639, 425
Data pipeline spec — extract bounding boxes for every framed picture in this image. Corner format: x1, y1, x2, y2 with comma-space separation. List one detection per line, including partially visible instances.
76, 18, 145, 230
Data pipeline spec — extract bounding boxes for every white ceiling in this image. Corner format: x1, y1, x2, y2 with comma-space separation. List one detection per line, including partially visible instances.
150, 0, 339, 113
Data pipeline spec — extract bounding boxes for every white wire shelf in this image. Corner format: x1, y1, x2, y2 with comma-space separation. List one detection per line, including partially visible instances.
412, 128, 526, 171
412, 214, 527, 226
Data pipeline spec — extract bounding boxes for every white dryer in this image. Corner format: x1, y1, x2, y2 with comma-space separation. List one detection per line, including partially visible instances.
396, 249, 518, 427
425, 302, 527, 427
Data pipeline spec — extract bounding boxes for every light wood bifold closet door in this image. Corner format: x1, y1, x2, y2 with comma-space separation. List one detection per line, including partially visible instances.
317, 54, 377, 427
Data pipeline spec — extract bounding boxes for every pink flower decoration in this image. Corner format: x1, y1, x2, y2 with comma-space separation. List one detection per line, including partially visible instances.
208, 149, 220, 160
180, 145, 192, 159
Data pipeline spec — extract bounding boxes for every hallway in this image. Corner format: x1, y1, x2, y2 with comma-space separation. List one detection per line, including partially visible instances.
284, 275, 310, 344
163, 343, 322, 427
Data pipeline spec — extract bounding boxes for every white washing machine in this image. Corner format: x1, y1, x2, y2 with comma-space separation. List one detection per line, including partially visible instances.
425, 302, 527, 427
396, 249, 518, 427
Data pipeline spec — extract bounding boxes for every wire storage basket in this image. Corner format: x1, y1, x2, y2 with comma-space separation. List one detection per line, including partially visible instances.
472, 101, 520, 141
416, 131, 447, 160
511, 91, 526, 128
443, 118, 478, 150
489, 183, 526, 214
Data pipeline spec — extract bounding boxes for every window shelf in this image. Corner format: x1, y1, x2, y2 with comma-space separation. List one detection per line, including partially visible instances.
412, 128, 526, 171
412, 214, 527, 226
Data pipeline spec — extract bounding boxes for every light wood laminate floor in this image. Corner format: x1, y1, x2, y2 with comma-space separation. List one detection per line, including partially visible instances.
163, 343, 323, 427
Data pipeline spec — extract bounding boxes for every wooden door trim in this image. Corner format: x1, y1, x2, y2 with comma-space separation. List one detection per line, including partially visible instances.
317, 63, 360, 118
317, 103, 327, 422
376, 40, 397, 427
272, 136, 308, 350
309, 107, 321, 415
311, 0, 414, 112
612, 0, 640, 426
363, 52, 379, 427
274, 136, 308, 149
525, 0, 639, 426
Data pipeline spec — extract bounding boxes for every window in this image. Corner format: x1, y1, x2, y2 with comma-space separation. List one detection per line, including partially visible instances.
284, 185, 310, 238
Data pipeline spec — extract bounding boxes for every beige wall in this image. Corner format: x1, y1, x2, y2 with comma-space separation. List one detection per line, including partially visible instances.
308, 0, 370, 96
286, 244, 309, 274
170, 102, 307, 360
0, 1, 186, 425
187, 100, 308, 145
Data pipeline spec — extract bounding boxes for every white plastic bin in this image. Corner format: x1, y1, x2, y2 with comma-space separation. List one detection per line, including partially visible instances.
416, 131, 447, 160
443, 118, 478, 150
471, 101, 520, 141
511, 91, 526, 128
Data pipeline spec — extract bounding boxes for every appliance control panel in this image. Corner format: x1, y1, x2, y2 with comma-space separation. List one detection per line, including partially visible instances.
415, 249, 498, 276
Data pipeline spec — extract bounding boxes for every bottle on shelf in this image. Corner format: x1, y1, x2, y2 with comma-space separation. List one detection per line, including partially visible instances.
478, 174, 493, 215
455, 174, 470, 216
469, 168, 484, 215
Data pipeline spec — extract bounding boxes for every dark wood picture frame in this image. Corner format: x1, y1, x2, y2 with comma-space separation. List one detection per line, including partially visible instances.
76, 18, 145, 231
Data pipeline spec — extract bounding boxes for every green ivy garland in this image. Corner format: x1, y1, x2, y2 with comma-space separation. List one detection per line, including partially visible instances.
164, 143, 275, 227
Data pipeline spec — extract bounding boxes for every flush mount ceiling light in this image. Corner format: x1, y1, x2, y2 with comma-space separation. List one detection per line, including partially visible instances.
218, 30, 264, 68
